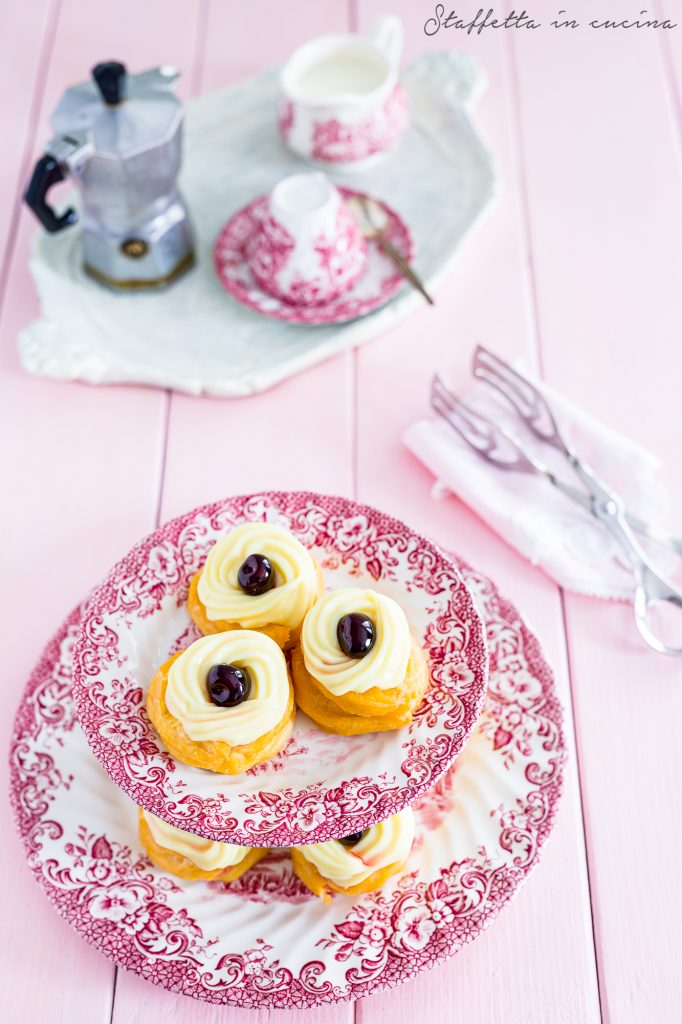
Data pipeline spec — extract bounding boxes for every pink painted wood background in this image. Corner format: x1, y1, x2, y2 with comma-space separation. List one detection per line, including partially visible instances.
1, 1, 681, 1021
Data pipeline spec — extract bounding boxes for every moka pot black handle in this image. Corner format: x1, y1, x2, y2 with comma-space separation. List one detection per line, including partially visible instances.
24, 154, 77, 233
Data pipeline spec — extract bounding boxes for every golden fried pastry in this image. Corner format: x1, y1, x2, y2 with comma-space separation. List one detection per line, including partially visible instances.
292, 588, 429, 735
188, 522, 324, 650
291, 642, 428, 734
146, 631, 295, 774
291, 808, 415, 901
138, 807, 266, 881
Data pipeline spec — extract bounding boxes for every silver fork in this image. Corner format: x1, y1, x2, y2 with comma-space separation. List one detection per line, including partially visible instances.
431, 373, 682, 556
432, 353, 682, 656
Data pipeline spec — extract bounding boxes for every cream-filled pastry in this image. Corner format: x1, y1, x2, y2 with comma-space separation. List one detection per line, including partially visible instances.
291, 588, 429, 734
291, 808, 415, 900
187, 522, 325, 650
138, 808, 266, 881
146, 630, 296, 774
302, 589, 412, 696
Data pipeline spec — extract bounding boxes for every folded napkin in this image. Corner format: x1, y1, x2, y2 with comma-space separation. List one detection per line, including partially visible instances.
404, 370, 671, 600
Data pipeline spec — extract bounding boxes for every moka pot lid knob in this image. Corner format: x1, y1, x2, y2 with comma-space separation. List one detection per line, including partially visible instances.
92, 61, 128, 105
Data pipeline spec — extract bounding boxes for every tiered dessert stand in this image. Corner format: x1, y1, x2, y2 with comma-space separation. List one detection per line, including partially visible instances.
11, 492, 565, 1008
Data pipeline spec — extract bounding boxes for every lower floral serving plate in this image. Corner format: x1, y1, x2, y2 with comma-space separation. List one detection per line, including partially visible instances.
10, 559, 565, 1010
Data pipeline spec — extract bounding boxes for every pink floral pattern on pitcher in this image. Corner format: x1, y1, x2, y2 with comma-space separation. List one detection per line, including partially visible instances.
277, 97, 294, 140
311, 84, 409, 164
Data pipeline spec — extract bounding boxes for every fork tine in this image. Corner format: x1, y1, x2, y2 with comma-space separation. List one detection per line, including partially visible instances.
431, 375, 540, 474
472, 345, 569, 454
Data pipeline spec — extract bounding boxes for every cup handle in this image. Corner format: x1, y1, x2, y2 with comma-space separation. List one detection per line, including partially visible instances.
367, 14, 404, 72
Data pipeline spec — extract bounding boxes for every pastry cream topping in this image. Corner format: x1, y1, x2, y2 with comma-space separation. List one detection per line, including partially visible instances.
197, 523, 320, 629
142, 809, 250, 871
297, 808, 415, 886
302, 588, 411, 695
165, 631, 290, 744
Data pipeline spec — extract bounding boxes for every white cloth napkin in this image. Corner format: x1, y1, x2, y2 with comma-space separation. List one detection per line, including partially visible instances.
403, 371, 672, 600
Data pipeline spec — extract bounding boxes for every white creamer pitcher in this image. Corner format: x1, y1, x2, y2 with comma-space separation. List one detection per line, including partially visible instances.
278, 15, 409, 170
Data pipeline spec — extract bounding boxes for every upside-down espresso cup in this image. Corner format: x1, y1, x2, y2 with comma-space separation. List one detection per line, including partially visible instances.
247, 172, 368, 306
277, 14, 409, 170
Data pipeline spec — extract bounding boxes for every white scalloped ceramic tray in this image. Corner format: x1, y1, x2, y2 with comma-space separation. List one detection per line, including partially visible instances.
19, 53, 495, 397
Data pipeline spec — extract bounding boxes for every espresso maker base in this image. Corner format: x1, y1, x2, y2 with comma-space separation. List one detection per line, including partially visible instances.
83, 250, 195, 291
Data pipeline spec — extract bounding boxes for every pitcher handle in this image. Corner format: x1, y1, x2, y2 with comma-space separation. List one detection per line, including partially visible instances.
367, 14, 404, 72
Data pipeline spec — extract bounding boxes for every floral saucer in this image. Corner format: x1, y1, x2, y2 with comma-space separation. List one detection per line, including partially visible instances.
213, 188, 413, 325
10, 559, 565, 1009
70, 492, 487, 847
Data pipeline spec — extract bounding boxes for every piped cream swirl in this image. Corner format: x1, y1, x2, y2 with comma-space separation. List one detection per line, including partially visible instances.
197, 523, 319, 629
165, 631, 290, 744
297, 808, 415, 886
142, 809, 250, 870
302, 588, 411, 695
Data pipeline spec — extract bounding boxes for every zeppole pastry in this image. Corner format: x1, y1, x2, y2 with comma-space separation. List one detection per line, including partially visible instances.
138, 808, 265, 881
188, 522, 324, 650
291, 588, 429, 734
146, 630, 295, 773
291, 808, 415, 901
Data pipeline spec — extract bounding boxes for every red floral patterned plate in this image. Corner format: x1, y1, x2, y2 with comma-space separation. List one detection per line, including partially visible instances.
70, 492, 487, 847
10, 560, 565, 1009
213, 189, 413, 324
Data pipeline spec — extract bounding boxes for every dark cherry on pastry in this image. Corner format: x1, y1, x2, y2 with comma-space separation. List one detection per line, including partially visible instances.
237, 553, 275, 596
339, 830, 369, 847
207, 664, 252, 707
337, 613, 375, 659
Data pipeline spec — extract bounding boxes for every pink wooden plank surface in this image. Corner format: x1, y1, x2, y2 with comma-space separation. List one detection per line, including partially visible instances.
2, 1, 682, 1022
510, 4, 682, 1022
0, 2, 202, 1022
0, 0, 54, 283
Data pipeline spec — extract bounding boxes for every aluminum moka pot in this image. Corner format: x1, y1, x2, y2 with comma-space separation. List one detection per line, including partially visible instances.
24, 61, 194, 290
